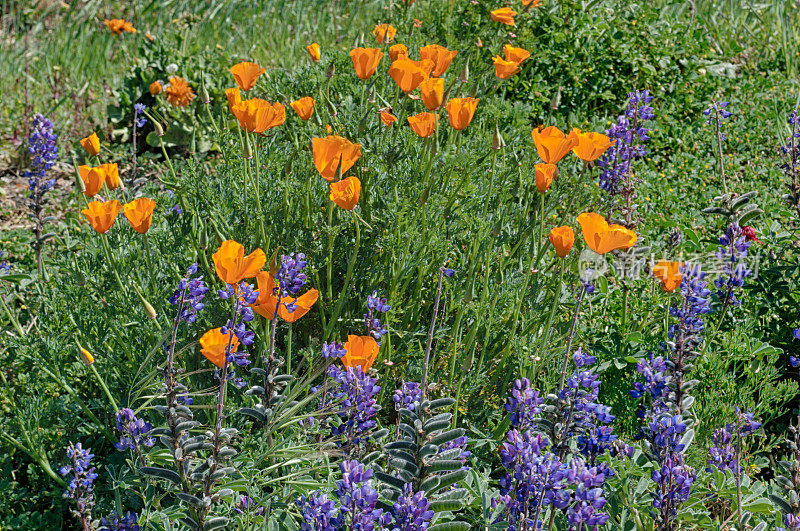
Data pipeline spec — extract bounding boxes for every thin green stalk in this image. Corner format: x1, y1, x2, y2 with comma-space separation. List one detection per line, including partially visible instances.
0, 289, 25, 336
324, 215, 361, 340
286, 323, 293, 375
89, 363, 119, 412
537, 261, 565, 365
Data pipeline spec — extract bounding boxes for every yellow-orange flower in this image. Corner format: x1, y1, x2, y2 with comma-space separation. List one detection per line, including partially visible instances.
199, 328, 240, 368
230, 61, 266, 91
408, 112, 438, 138
164, 77, 195, 108
307, 43, 321, 62
81, 200, 122, 234
330, 176, 361, 210
532, 126, 579, 164
149, 81, 162, 95
212, 240, 266, 285
503, 44, 531, 64
389, 44, 408, 62
342, 335, 380, 372
493, 56, 520, 79
104, 19, 136, 34
80, 347, 95, 365
251, 272, 319, 322
490, 7, 517, 25
290, 97, 315, 121
577, 212, 638, 255
522, 0, 542, 7
123, 197, 156, 234
373, 23, 397, 44
99, 163, 121, 190
350, 48, 384, 80
652, 261, 683, 292
413, 18, 423, 28
571, 129, 615, 162
231, 99, 286, 133
446, 97, 479, 130
80, 133, 100, 156
379, 110, 398, 126
312, 135, 362, 181
549, 226, 575, 258
388, 58, 429, 93
535, 163, 558, 193
419, 44, 458, 77
225, 87, 241, 112
419, 77, 444, 110
79, 165, 104, 197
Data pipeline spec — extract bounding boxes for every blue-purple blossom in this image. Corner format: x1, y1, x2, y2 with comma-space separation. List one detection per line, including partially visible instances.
504, 377, 544, 432
333, 460, 392, 530
0, 251, 10, 274
708, 410, 761, 475
392, 382, 422, 413
596, 90, 654, 198
322, 341, 347, 359
275, 253, 308, 309
703, 101, 732, 141
114, 408, 155, 452
391, 484, 434, 530
168, 263, 209, 323
714, 223, 752, 307
324, 365, 381, 453
669, 263, 712, 353
296, 491, 337, 531
134, 103, 148, 128
364, 290, 390, 343
59, 442, 97, 522
25, 113, 58, 202
100, 511, 139, 531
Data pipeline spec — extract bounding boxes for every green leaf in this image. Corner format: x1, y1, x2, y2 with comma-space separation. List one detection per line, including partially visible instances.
140, 466, 181, 485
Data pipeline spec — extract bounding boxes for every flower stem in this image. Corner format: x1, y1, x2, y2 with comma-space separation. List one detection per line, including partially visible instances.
421, 266, 445, 403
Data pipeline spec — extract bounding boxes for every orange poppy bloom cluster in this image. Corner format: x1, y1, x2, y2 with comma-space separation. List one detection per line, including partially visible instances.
373, 24, 397, 44
530, 126, 614, 193
312, 136, 363, 209
547, 213, 638, 259
231, 98, 286, 133
81, 197, 156, 234
104, 19, 136, 35
230, 61, 265, 91
307, 43, 321, 62
490, 7, 517, 26
493, 44, 531, 79
78, 163, 121, 195
653, 261, 683, 292
341, 335, 380, 372
163, 77, 195, 108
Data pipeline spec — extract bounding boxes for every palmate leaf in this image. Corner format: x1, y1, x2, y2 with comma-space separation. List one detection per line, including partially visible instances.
202, 517, 230, 530
424, 460, 463, 473
428, 521, 471, 531
140, 466, 181, 485
430, 428, 465, 446
175, 492, 204, 507
423, 419, 450, 433
428, 398, 456, 410
429, 499, 464, 512
374, 471, 406, 490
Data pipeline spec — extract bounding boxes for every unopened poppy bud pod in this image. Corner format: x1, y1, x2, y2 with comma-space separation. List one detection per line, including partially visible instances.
461, 347, 474, 372
80, 347, 95, 365
459, 60, 469, 83
326, 62, 336, 79
200, 84, 210, 104
142, 297, 158, 319
153, 120, 164, 137
492, 123, 505, 150
243, 140, 253, 160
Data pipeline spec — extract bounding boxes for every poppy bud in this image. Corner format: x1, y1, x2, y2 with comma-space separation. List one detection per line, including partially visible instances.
459, 60, 469, 83
80, 347, 95, 365
200, 84, 210, 104
492, 123, 505, 150
243, 140, 253, 160
461, 347, 474, 372
153, 120, 164, 137
326, 62, 336, 79
142, 297, 158, 319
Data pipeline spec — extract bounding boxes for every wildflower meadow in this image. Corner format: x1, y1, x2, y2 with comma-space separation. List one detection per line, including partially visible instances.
3, 0, 800, 529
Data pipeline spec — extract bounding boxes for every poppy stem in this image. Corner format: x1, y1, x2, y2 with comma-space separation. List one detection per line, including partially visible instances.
324, 215, 361, 341
559, 285, 585, 390
421, 266, 446, 403
536, 261, 565, 377
325, 199, 335, 307
286, 323, 293, 375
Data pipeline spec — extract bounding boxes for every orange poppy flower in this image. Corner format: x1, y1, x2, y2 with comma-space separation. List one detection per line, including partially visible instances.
231, 99, 286, 133
312, 135, 362, 181
389, 44, 408, 62
522, 0, 542, 7
329, 176, 361, 210
379, 110, 398, 126
212, 240, 267, 285
413, 18, 422, 28
99, 163, 121, 190
307, 43, 321, 62
104, 19, 136, 35
123, 197, 156, 234
373, 23, 397, 44
341, 335, 380, 372
149, 81, 162, 96
408, 112, 438, 138
535, 163, 558, 193
78, 165, 105, 197
446, 97, 479, 130
80, 133, 100, 156
577, 212, 638, 255
503, 44, 531, 64
290, 97, 315, 121
490, 7, 517, 25
493, 56, 520, 79
251, 272, 319, 322
419, 77, 444, 110
419, 44, 458, 77
549, 226, 575, 258
225, 87, 242, 112
199, 328, 240, 368
532, 126, 579, 164
571, 129, 615, 162
388, 58, 430, 93
164, 77, 195, 108
652, 261, 683, 292
81, 200, 122, 234
350, 48, 384, 80
230, 61, 266, 91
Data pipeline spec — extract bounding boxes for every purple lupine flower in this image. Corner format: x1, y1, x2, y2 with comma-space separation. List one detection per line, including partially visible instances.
296, 491, 337, 531
364, 290, 390, 343
114, 408, 155, 452
504, 377, 545, 432
781, 513, 800, 531
133, 103, 147, 128
275, 253, 308, 312
669, 263, 712, 351
392, 382, 422, 413
391, 484, 434, 530
168, 263, 209, 323
714, 223, 752, 307
169, 204, 183, 215
324, 365, 381, 454
703, 101, 732, 142
596, 90, 654, 198
333, 460, 392, 529
442, 267, 455, 277
25, 113, 58, 203
440, 434, 472, 463
322, 341, 347, 359
708, 410, 760, 474
0, 251, 10, 274
100, 511, 139, 531
219, 281, 258, 350
59, 442, 98, 524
